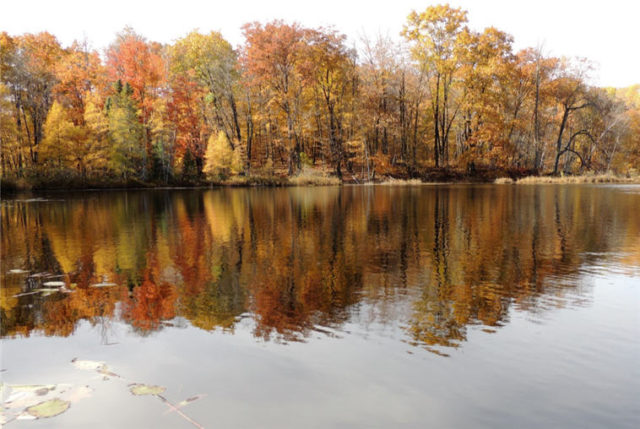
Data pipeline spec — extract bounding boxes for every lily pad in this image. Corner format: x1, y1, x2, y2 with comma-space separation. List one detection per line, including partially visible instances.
42, 281, 65, 288
8, 269, 29, 274
4, 384, 69, 410
129, 384, 166, 396
26, 398, 70, 418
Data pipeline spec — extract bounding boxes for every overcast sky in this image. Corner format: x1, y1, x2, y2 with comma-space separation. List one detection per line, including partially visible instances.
2, 0, 638, 87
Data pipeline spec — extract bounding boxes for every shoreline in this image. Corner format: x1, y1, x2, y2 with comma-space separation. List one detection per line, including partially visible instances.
2, 174, 639, 195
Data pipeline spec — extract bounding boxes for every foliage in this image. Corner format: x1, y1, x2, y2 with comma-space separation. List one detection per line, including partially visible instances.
0, 11, 638, 186
203, 131, 242, 180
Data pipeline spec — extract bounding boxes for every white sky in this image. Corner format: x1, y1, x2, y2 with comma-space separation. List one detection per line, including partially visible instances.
2, 0, 638, 87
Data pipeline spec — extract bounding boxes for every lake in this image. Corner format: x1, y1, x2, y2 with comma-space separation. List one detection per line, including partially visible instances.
1, 185, 639, 428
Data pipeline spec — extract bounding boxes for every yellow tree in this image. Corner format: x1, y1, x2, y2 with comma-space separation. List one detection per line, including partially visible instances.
1, 32, 63, 167
302, 28, 356, 177
53, 40, 105, 126
170, 31, 242, 146
456, 27, 514, 167
403, 5, 470, 167
203, 131, 242, 180
41, 101, 79, 171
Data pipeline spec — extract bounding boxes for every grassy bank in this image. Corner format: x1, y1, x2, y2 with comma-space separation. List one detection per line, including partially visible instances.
5, 170, 638, 194
0, 168, 340, 194
495, 174, 640, 184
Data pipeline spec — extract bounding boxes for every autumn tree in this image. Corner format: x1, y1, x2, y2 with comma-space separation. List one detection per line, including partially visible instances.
53, 40, 105, 125
548, 58, 594, 174
41, 100, 107, 180
148, 98, 175, 183
106, 27, 166, 179
40, 101, 77, 170
203, 131, 242, 180
106, 80, 143, 180
358, 34, 428, 177
170, 31, 242, 146
1, 32, 63, 167
403, 5, 470, 167
167, 72, 207, 176
242, 21, 307, 174
76, 92, 110, 178
301, 28, 356, 177
455, 27, 514, 167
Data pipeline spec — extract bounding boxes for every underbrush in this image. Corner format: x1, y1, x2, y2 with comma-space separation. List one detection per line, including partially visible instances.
514, 174, 640, 184
218, 175, 289, 187
288, 167, 341, 186
377, 178, 425, 185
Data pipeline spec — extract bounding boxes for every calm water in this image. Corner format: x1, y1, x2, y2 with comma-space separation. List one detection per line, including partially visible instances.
1, 185, 639, 428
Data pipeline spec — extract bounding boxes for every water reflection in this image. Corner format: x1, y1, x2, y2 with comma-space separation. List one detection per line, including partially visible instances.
2, 186, 639, 354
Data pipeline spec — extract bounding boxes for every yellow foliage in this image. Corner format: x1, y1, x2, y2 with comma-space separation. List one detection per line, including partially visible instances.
203, 131, 242, 179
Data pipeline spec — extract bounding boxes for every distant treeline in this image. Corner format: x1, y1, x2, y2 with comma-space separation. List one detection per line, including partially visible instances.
1, 4, 639, 187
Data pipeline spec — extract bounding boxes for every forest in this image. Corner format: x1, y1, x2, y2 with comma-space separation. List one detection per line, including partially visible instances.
1, 4, 639, 188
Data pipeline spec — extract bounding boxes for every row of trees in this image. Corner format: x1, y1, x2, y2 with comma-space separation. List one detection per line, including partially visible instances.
1, 5, 639, 185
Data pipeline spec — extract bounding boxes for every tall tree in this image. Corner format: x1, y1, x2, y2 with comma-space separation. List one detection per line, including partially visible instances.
2, 32, 63, 166
302, 28, 356, 177
242, 21, 307, 174
106, 81, 143, 180
403, 5, 470, 167
106, 27, 166, 179
170, 31, 242, 145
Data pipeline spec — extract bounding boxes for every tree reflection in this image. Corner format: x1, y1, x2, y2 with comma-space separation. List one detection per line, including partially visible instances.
2, 186, 639, 354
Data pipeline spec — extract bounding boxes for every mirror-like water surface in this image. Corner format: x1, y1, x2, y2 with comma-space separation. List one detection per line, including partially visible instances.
1, 185, 639, 428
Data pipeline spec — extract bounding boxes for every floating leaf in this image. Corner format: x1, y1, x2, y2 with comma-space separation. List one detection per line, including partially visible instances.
177, 394, 206, 408
8, 269, 29, 274
59, 385, 93, 403
9, 384, 56, 393
4, 391, 35, 409
98, 367, 120, 378
26, 398, 70, 418
4, 384, 70, 410
129, 384, 166, 396
16, 413, 37, 420
71, 359, 106, 371
42, 281, 65, 288
164, 394, 206, 415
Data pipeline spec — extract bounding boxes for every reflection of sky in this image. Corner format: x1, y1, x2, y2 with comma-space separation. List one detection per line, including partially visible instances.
3, 274, 638, 428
